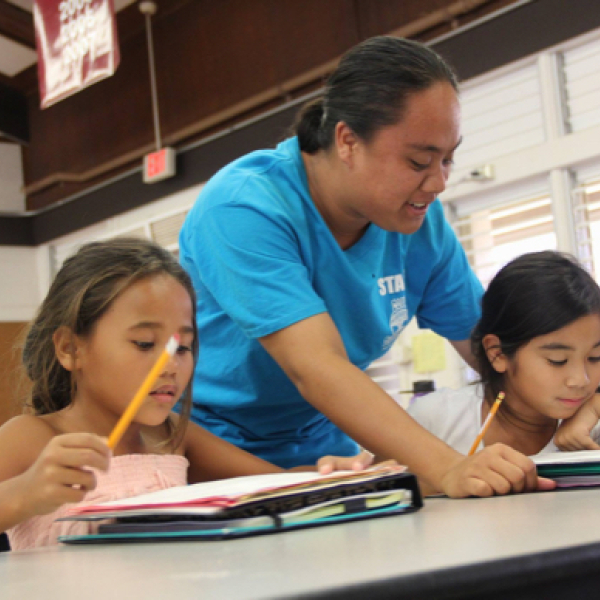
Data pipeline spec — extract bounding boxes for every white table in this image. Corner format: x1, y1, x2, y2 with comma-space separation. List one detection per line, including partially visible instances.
3, 489, 600, 599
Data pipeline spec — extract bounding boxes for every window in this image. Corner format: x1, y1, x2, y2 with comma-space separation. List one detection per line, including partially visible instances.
450, 194, 557, 287
573, 179, 600, 277
562, 37, 600, 133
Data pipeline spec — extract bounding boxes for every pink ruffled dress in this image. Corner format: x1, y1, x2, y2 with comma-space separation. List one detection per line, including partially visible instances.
7, 454, 189, 551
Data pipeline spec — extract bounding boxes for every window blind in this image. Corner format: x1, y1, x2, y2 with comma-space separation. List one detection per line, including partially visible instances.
562, 37, 600, 133
573, 180, 600, 277
451, 194, 556, 287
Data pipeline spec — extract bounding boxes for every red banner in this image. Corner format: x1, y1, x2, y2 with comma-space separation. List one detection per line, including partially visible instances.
33, 0, 120, 109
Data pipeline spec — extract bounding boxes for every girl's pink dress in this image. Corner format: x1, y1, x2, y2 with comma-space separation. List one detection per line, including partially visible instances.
7, 454, 188, 551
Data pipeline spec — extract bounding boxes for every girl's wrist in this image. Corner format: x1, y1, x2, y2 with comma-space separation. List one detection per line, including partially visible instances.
0, 494, 25, 534
5, 474, 38, 525
417, 445, 463, 494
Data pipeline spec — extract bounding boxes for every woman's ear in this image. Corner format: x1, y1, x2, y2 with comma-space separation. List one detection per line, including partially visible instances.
482, 334, 508, 373
334, 121, 359, 166
53, 326, 80, 372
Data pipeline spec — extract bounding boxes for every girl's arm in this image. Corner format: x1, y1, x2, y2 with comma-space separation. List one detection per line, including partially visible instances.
182, 420, 283, 484
554, 393, 600, 451
181, 418, 377, 483
0, 416, 110, 534
259, 313, 549, 498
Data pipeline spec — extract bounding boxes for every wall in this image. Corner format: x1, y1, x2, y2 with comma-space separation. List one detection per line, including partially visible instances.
0, 247, 44, 424
0, 143, 25, 212
0, 322, 29, 426
0, 246, 46, 321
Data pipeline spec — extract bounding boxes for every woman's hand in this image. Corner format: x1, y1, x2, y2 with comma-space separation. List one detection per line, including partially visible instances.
12, 433, 110, 520
554, 396, 600, 451
316, 449, 398, 474
437, 443, 556, 498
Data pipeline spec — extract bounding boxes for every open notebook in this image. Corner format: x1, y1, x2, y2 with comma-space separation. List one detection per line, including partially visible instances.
533, 450, 600, 487
57, 465, 422, 544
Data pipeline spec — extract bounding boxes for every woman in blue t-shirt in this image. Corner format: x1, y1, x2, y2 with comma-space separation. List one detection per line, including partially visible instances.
179, 36, 563, 497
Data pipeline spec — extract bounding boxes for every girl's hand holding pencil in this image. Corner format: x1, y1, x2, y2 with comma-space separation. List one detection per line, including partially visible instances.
8, 334, 179, 525
12, 432, 110, 520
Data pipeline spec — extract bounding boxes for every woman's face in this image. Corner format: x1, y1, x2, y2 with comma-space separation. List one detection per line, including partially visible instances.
338, 81, 461, 235
500, 314, 600, 422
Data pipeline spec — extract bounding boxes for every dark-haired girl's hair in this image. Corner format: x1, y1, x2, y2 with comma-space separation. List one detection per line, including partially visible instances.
295, 36, 458, 154
471, 251, 600, 403
21, 237, 198, 449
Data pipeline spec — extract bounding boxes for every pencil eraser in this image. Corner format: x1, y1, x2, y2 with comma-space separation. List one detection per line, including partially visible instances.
166, 335, 180, 355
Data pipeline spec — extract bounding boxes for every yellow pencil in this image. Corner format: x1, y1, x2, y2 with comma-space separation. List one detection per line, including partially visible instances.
107, 334, 180, 450
467, 391, 505, 456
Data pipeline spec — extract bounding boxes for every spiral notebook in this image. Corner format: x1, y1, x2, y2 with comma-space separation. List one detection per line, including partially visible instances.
57, 465, 422, 544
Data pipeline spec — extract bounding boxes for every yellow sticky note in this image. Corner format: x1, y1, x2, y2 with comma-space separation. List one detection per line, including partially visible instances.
411, 331, 446, 374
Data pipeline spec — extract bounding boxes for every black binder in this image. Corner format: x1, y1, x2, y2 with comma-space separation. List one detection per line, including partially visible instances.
57, 466, 422, 544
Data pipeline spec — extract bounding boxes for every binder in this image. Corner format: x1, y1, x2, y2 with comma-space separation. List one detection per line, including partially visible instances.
57, 465, 422, 544
533, 450, 600, 487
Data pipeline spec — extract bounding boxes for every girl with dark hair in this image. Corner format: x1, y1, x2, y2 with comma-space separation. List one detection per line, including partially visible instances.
407, 251, 600, 457
179, 36, 557, 497
0, 238, 351, 551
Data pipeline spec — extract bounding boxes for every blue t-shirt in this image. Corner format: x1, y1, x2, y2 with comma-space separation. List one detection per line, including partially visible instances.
179, 137, 483, 468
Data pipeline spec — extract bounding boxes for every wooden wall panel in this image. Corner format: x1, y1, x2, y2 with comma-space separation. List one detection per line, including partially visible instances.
0, 322, 29, 427
21, 0, 517, 212
154, 0, 362, 135
355, 0, 450, 38
23, 23, 154, 186
257, 1, 360, 83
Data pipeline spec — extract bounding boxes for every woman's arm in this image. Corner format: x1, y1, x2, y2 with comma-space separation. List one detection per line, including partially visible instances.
0, 416, 110, 533
259, 313, 549, 498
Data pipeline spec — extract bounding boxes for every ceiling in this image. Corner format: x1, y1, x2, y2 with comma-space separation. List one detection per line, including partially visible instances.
0, 1, 36, 80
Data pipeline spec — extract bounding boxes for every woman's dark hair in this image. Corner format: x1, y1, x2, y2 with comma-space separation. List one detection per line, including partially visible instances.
295, 36, 458, 153
471, 251, 600, 403
21, 237, 198, 449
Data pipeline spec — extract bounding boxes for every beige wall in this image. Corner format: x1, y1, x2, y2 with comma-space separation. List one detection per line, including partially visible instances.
0, 322, 29, 427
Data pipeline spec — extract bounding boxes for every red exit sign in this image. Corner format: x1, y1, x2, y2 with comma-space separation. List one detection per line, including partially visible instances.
143, 147, 176, 183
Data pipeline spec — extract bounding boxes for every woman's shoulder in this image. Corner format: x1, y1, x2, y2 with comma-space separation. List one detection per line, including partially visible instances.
187, 140, 305, 220
207, 139, 300, 193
